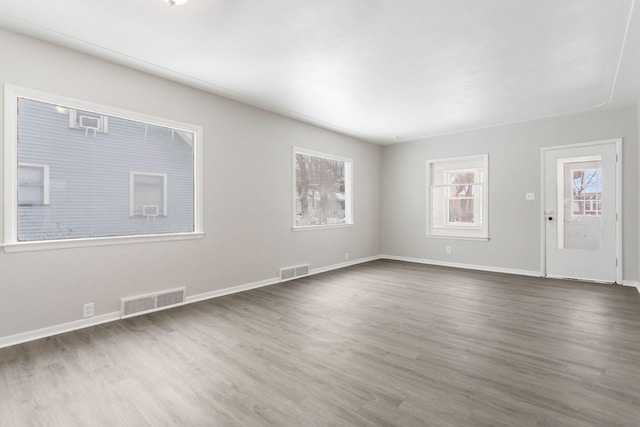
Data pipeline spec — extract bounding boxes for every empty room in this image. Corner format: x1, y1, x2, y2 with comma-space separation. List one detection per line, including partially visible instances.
1, 1, 639, 426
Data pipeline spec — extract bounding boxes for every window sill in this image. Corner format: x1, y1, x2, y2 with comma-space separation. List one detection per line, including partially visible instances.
425, 234, 490, 242
2, 232, 205, 253
292, 224, 354, 232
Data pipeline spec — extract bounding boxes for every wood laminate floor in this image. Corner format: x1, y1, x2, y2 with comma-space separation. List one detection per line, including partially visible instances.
1, 260, 639, 426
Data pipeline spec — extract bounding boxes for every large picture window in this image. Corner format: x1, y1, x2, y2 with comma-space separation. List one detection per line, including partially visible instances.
3, 85, 203, 251
427, 154, 488, 239
293, 148, 353, 228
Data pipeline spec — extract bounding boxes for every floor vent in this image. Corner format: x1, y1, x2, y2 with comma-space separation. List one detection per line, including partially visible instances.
121, 287, 186, 318
280, 264, 310, 282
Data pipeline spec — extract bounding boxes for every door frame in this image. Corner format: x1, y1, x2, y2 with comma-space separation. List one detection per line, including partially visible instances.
540, 138, 622, 284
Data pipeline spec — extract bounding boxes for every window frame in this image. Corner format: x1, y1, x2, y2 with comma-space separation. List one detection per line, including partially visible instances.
3, 84, 204, 252
17, 162, 50, 206
292, 147, 353, 230
426, 154, 489, 240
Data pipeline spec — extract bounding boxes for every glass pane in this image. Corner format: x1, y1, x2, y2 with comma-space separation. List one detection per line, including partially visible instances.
448, 171, 475, 184
448, 199, 474, 223
16, 98, 194, 241
571, 168, 602, 216
295, 153, 347, 226
448, 183, 474, 198
558, 158, 603, 251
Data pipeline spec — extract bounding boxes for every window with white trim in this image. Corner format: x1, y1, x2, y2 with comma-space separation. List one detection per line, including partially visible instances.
293, 148, 353, 228
4, 85, 203, 249
18, 163, 50, 206
427, 154, 488, 239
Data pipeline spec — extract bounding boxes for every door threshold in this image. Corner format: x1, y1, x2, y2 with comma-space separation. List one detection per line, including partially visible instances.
545, 274, 616, 285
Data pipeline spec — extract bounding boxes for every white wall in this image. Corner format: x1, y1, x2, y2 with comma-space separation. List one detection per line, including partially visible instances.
381, 107, 639, 281
0, 29, 382, 339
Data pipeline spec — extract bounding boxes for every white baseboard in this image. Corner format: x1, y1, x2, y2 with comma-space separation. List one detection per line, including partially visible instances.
3, 253, 631, 350
185, 276, 281, 304
0, 311, 120, 350
380, 254, 543, 278
622, 280, 640, 293
0, 255, 383, 349
186, 255, 383, 305
310, 255, 383, 275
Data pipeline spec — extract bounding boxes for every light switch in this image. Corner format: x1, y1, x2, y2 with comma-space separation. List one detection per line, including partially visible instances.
525, 193, 535, 200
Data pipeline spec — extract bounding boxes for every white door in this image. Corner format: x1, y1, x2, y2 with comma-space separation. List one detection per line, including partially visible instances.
543, 141, 620, 283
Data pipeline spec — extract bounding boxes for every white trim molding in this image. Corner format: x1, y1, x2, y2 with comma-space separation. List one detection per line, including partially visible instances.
622, 281, 640, 294
310, 255, 382, 275
0, 312, 120, 350
381, 254, 543, 278
2, 253, 633, 349
185, 277, 282, 305
0, 254, 382, 349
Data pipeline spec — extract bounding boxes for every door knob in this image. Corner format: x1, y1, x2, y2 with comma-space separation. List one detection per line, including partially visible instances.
544, 210, 554, 222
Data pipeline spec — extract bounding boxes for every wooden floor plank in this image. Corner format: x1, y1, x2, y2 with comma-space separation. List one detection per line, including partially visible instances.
1, 259, 639, 426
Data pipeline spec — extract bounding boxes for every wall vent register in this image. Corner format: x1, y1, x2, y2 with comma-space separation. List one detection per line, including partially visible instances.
120, 287, 186, 318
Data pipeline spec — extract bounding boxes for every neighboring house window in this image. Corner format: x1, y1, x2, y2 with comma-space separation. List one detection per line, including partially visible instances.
571, 168, 602, 216
130, 172, 168, 219
17, 163, 50, 206
4, 85, 203, 250
293, 148, 353, 228
427, 154, 488, 239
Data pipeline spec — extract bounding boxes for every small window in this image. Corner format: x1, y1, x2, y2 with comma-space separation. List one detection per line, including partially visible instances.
130, 172, 167, 218
293, 148, 353, 228
427, 154, 488, 239
17, 163, 50, 206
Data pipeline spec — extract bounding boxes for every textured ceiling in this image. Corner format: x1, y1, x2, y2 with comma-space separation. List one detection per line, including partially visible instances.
0, 0, 638, 144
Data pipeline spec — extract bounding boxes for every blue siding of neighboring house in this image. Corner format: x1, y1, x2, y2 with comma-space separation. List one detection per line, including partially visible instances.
17, 98, 194, 241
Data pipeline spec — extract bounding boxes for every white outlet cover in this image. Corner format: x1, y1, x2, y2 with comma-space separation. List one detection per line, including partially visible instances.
83, 303, 95, 318
526, 193, 535, 200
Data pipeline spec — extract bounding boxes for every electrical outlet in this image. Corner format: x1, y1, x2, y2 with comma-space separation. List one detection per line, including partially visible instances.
345, 252, 349, 261
445, 246, 452, 254
526, 192, 535, 200
83, 302, 94, 319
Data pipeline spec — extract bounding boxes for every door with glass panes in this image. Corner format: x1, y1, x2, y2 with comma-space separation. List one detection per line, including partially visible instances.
543, 141, 619, 283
